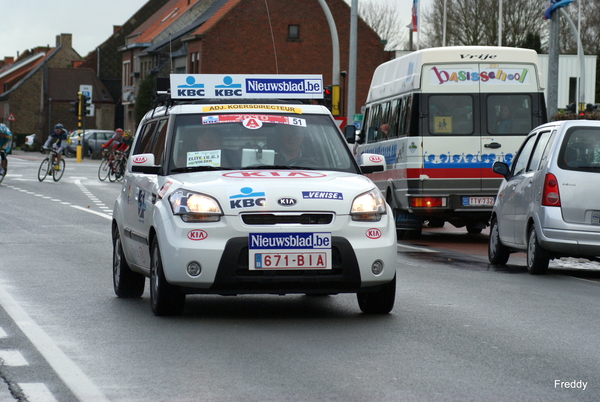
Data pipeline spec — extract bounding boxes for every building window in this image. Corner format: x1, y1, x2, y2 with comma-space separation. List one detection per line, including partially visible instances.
287, 25, 300, 41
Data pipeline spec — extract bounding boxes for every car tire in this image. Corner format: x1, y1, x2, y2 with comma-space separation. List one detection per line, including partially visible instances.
112, 229, 145, 298
527, 226, 549, 274
488, 217, 510, 265
357, 273, 396, 314
150, 238, 186, 316
466, 224, 482, 235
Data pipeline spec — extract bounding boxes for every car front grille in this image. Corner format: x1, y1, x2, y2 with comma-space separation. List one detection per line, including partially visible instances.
241, 213, 334, 225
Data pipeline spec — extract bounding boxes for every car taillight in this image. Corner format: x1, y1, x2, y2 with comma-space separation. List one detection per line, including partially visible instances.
542, 173, 561, 206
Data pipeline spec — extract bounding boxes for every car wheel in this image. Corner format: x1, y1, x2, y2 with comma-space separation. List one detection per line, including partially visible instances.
357, 273, 396, 314
488, 217, 510, 265
527, 226, 549, 275
150, 238, 185, 316
113, 229, 145, 298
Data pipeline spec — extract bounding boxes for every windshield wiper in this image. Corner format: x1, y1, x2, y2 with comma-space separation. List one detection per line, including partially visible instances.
171, 166, 233, 173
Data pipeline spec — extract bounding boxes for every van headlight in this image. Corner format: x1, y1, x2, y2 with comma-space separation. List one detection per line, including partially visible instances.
350, 188, 386, 222
169, 190, 223, 222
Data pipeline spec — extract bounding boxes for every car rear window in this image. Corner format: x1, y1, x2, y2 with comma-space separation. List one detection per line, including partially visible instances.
558, 127, 600, 172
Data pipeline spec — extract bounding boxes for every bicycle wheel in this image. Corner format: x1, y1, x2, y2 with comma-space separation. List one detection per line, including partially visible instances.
108, 162, 118, 182
98, 159, 111, 181
38, 158, 51, 181
52, 159, 66, 182
0, 158, 6, 184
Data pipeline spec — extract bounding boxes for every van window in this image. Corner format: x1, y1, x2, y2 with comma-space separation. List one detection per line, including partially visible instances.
487, 94, 532, 134
134, 121, 158, 155
428, 95, 473, 135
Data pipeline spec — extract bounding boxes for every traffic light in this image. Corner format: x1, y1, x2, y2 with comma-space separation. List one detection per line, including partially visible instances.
323, 86, 332, 110
586, 103, 598, 113
566, 103, 576, 114
81, 94, 91, 115
70, 98, 80, 115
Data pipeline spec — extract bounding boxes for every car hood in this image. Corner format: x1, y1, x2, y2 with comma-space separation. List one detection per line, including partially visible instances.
160, 169, 376, 215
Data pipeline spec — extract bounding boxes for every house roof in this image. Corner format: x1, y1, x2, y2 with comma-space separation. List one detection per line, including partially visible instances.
48, 68, 114, 102
0, 52, 49, 95
123, 0, 233, 53
187, 0, 241, 37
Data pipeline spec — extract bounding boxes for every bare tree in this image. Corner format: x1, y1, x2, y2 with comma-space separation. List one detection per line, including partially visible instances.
421, 0, 545, 50
357, 0, 405, 50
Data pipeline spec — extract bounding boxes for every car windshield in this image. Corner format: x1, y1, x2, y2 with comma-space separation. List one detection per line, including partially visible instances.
168, 112, 357, 173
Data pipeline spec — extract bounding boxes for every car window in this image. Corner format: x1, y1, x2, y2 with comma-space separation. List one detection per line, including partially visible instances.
134, 121, 159, 155
527, 130, 552, 171
511, 134, 537, 176
558, 126, 600, 171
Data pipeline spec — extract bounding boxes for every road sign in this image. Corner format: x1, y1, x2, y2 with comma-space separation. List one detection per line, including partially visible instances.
7, 113, 15, 122
79, 85, 93, 104
333, 117, 347, 130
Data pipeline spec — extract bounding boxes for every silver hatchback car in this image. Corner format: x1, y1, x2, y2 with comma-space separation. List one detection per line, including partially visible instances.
488, 120, 600, 274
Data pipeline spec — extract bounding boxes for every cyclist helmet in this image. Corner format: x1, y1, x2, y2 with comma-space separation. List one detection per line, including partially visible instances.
54, 123, 64, 130
115, 128, 124, 134
0, 123, 8, 135
123, 130, 131, 137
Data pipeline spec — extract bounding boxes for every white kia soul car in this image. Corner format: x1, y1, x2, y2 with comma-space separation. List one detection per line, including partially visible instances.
112, 74, 397, 315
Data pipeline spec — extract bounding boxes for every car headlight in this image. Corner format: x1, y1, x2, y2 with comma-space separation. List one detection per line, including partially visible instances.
350, 188, 386, 222
169, 190, 223, 222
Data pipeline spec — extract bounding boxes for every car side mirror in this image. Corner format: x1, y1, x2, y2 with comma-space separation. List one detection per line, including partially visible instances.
344, 125, 356, 144
492, 161, 511, 180
131, 153, 160, 174
359, 153, 386, 174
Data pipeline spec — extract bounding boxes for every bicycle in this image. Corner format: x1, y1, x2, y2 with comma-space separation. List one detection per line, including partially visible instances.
99, 149, 127, 182
38, 148, 65, 182
0, 149, 7, 184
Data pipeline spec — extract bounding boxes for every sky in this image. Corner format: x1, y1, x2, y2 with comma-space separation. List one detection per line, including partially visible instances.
0, 0, 433, 59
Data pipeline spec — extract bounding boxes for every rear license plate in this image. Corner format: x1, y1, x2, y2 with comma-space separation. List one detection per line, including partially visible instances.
462, 196, 495, 206
249, 232, 332, 270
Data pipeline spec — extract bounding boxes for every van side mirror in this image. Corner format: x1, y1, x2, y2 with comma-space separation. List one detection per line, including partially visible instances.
131, 153, 161, 174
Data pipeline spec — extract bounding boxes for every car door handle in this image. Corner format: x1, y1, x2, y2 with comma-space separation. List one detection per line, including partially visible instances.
484, 142, 501, 149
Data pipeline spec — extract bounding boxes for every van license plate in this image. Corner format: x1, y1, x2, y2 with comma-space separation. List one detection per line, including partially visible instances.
463, 196, 495, 206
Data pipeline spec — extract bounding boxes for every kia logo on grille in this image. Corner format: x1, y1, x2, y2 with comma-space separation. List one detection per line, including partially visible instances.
187, 229, 208, 241
366, 228, 382, 239
277, 197, 297, 207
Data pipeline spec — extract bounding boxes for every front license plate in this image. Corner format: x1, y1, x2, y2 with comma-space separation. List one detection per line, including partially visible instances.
249, 232, 332, 270
462, 196, 495, 206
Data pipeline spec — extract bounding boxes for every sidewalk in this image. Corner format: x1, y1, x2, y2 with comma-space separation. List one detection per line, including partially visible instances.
8, 150, 97, 163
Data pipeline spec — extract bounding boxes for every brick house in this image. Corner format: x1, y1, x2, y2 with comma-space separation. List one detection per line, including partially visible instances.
0, 34, 115, 145
119, 0, 391, 131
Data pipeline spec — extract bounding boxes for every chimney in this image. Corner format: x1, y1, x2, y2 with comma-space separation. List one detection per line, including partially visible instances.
56, 33, 73, 49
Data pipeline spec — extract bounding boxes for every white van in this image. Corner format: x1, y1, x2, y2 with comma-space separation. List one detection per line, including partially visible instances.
356, 46, 547, 238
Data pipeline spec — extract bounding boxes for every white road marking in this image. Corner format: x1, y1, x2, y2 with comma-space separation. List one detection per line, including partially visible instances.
0, 284, 110, 402
0, 350, 28, 366
397, 243, 438, 253
18, 383, 58, 402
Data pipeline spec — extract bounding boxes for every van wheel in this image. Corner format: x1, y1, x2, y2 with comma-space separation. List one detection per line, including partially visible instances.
150, 238, 186, 316
357, 274, 396, 314
527, 226, 549, 274
488, 218, 509, 265
466, 224, 482, 234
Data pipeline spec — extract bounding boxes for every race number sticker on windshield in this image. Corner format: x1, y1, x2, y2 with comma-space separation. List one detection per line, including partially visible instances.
249, 232, 332, 270
187, 150, 221, 167
202, 114, 306, 127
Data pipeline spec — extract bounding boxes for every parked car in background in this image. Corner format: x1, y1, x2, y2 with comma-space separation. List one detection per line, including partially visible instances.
488, 120, 600, 274
66, 130, 113, 157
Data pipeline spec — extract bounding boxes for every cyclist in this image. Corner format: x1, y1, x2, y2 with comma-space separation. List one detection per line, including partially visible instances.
102, 128, 124, 152
0, 123, 12, 176
115, 130, 133, 155
43, 123, 69, 170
